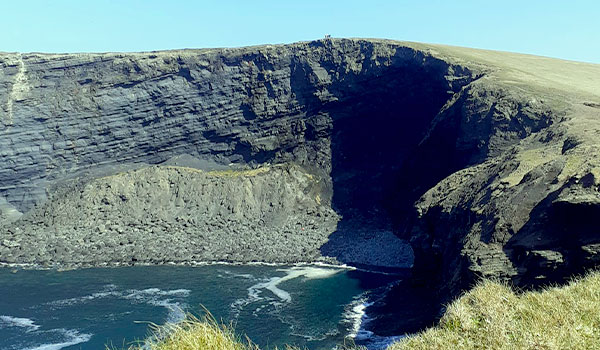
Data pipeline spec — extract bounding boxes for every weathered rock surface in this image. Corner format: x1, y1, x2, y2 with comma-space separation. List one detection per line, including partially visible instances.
0, 164, 338, 266
1, 39, 600, 313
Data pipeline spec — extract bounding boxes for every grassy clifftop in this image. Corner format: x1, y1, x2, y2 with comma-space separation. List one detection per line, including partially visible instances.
391, 271, 600, 350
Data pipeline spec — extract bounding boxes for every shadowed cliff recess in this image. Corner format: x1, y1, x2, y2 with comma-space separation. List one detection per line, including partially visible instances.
1, 38, 600, 334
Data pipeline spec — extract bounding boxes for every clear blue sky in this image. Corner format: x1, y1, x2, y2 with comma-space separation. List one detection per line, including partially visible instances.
2, 0, 599, 63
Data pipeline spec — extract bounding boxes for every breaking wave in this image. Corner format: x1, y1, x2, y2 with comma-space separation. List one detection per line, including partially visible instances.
0, 315, 41, 332
0, 316, 91, 350
46, 285, 190, 324
22, 329, 92, 350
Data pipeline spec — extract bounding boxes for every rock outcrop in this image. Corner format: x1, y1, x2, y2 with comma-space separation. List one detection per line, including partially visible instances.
1, 164, 339, 265
1, 38, 600, 324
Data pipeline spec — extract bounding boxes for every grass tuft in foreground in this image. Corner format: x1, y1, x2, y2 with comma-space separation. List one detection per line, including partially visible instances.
389, 271, 600, 350
120, 313, 259, 350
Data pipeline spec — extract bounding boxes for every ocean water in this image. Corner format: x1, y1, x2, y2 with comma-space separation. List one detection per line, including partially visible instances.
0, 264, 402, 350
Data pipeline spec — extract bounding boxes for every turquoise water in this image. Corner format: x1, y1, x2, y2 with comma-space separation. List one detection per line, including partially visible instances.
0, 264, 401, 350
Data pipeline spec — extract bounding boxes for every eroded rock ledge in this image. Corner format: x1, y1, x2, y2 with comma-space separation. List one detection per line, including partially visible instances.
1, 163, 341, 266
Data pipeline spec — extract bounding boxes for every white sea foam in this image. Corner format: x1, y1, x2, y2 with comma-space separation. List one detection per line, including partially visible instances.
122, 288, 190, 299
342, 282, 408, 350
151, 300, 187, 324
121, 288, 190, 324
45, 285, 190, 325
6, 287, 188, 350
0, 316, 92, 350
343, 297, 374, 339
216, 268, 257, 280
23, 329, 92, 350
48, 286, 189, 305
230, 266, 342, 319
344, 300, 405, 349
0, 315, 40, 332
144, 297, 187, 324
46, 284, 120, 307
251, 266, 342, 303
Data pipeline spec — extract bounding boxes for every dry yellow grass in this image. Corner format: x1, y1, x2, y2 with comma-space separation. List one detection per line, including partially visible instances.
204, 167, 270, 178
390, 271, 600, 350
119, 314, 259, 350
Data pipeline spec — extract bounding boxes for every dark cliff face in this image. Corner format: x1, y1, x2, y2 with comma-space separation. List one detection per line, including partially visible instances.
0, 39, 475, 270
0, 40, 471, 213
2, 38, 600, 333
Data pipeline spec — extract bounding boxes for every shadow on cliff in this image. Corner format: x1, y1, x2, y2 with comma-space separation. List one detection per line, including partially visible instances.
230, 41, 482, 335
286, 41, 479, 334
315, 45, 460, 261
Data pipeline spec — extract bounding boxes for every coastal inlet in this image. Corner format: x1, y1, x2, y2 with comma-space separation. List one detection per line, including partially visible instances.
0, 264, 404, 350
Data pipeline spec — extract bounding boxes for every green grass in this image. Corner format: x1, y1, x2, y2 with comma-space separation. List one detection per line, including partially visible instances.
390, 271, 600, 350
114, 314, 260, 350
419, 41, 600, 101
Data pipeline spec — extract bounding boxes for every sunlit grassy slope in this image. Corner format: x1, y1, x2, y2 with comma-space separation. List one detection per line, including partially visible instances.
390, 271, 600, 350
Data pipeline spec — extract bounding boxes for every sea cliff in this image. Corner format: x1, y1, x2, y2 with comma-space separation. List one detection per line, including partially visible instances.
1, 38, 600, 329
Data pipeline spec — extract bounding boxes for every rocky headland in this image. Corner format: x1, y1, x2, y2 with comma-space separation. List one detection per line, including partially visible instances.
1, 38, 600, 332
